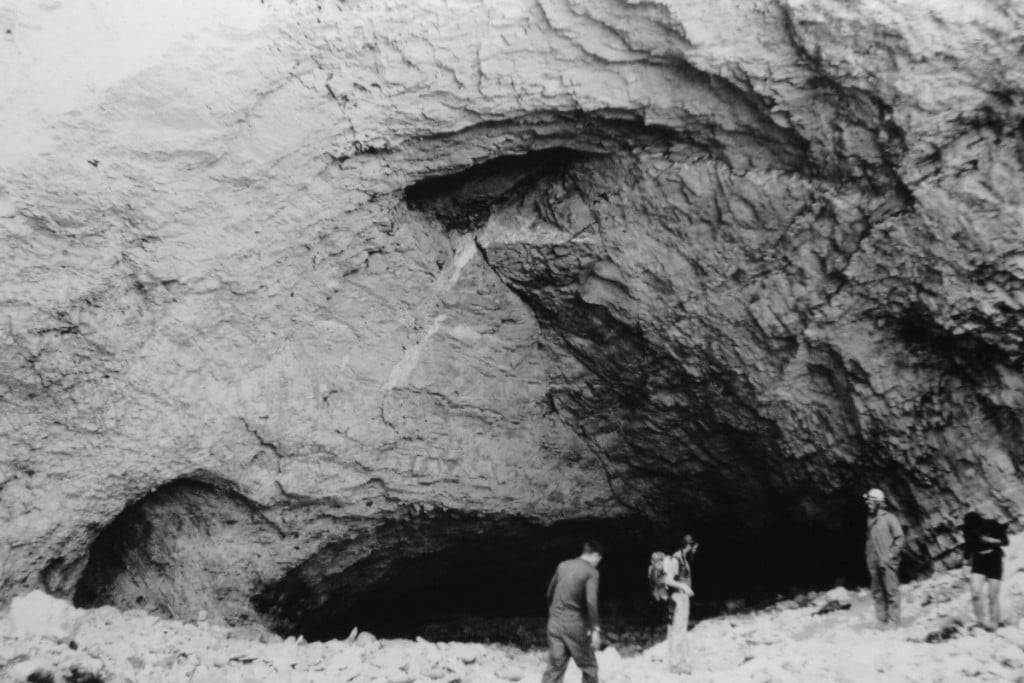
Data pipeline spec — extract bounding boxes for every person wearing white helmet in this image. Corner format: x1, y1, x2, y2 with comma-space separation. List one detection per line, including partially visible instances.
864, 488, 905, 627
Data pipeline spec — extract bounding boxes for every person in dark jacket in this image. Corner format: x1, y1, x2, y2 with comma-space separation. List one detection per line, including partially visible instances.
542, 541, 603, 683
963, 511, 1010, 631
864, 488, 905, 627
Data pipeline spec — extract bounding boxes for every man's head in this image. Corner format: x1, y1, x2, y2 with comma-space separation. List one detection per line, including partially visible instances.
963, 511, 982, 530
682, 534, 695, 549
864, 488, 885, 513
581, 540, 603, 566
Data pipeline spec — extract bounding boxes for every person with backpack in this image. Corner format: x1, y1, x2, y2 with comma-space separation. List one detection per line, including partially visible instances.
864, 488, 905, 628
963, 510, 1010, 631
656, 536, 696, 674
541, 541, 603, 683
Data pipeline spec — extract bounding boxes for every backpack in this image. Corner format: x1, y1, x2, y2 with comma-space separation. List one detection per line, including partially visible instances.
648, 551, 670, 602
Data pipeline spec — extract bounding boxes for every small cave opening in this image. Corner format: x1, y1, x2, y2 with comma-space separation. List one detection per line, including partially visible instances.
404, 146, 602, 233
73, 475, 283, 626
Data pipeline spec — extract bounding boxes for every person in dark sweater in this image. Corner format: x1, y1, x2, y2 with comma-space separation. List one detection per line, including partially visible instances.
541, 541, 603, 683
963, 511, 1010, 631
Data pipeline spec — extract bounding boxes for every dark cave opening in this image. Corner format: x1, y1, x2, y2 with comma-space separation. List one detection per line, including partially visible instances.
251, 515, 659, 643
404, 146, 602, 232
251, 504, 880, 646
72, 476, 285, 624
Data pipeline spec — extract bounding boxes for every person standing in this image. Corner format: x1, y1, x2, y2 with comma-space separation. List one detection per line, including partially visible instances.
963, 511, 1010, 631
864, 488, 905, 627
663, 535, 696, 674
542, 541, 603, 683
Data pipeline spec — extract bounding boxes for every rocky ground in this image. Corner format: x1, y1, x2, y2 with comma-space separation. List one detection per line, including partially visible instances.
4, 535, 1024, 683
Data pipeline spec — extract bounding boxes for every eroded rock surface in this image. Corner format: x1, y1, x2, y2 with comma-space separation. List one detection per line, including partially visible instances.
1, 0, 1023, 630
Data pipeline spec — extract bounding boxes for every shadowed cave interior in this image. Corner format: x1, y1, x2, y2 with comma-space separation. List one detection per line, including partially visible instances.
71, 478, 890, 645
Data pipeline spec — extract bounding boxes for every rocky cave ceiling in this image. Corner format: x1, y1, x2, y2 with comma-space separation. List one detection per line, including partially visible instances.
1, 0, 1023, 638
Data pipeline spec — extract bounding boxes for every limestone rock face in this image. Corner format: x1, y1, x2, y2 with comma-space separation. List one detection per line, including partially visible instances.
1, 0, 1023, 630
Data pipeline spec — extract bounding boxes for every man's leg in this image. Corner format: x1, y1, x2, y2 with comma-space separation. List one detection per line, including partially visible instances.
541, 632, 571, 683
561, 624, 598, 683
988, 578, 1002, 628
882, 563, 901, 626
868, 560, 888, 624
668, 592, 691, 674
970, 573, 988, 627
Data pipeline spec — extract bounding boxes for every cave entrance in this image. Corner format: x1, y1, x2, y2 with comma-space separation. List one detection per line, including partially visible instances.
251, 501, 875, 647
252, 514, 661, 646
73, 476, 284, 626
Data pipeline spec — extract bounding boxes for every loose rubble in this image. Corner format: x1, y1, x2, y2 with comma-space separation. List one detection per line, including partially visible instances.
4, 536, 1024, 682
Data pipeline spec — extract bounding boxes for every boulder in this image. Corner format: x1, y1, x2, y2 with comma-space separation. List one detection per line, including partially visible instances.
7, 659, 55, 683
823, 587, 852, 606
8, 590, 80, 643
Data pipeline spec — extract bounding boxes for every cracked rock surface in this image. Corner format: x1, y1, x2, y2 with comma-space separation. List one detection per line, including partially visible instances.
2, 0, 1024, 629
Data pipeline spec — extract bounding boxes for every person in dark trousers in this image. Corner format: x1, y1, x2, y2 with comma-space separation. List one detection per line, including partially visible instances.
541, 541, 603, 683
864, 488, 905, 628
963, 511, 1010, 631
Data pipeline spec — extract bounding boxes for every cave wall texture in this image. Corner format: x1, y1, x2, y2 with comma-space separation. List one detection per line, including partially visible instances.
2, 0, 1024, 632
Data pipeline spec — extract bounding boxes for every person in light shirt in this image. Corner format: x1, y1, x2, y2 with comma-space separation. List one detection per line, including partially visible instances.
864, 488, 905, 628
663, 534, 696, 674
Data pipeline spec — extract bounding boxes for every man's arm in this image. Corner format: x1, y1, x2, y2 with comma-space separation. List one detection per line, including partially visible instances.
546, 569, 558, 606
662, 557, 693, 595
585, 570, 600, 630
889, 514, 905, 559
663, 576, 694, 595
981, 522, 1010, 547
